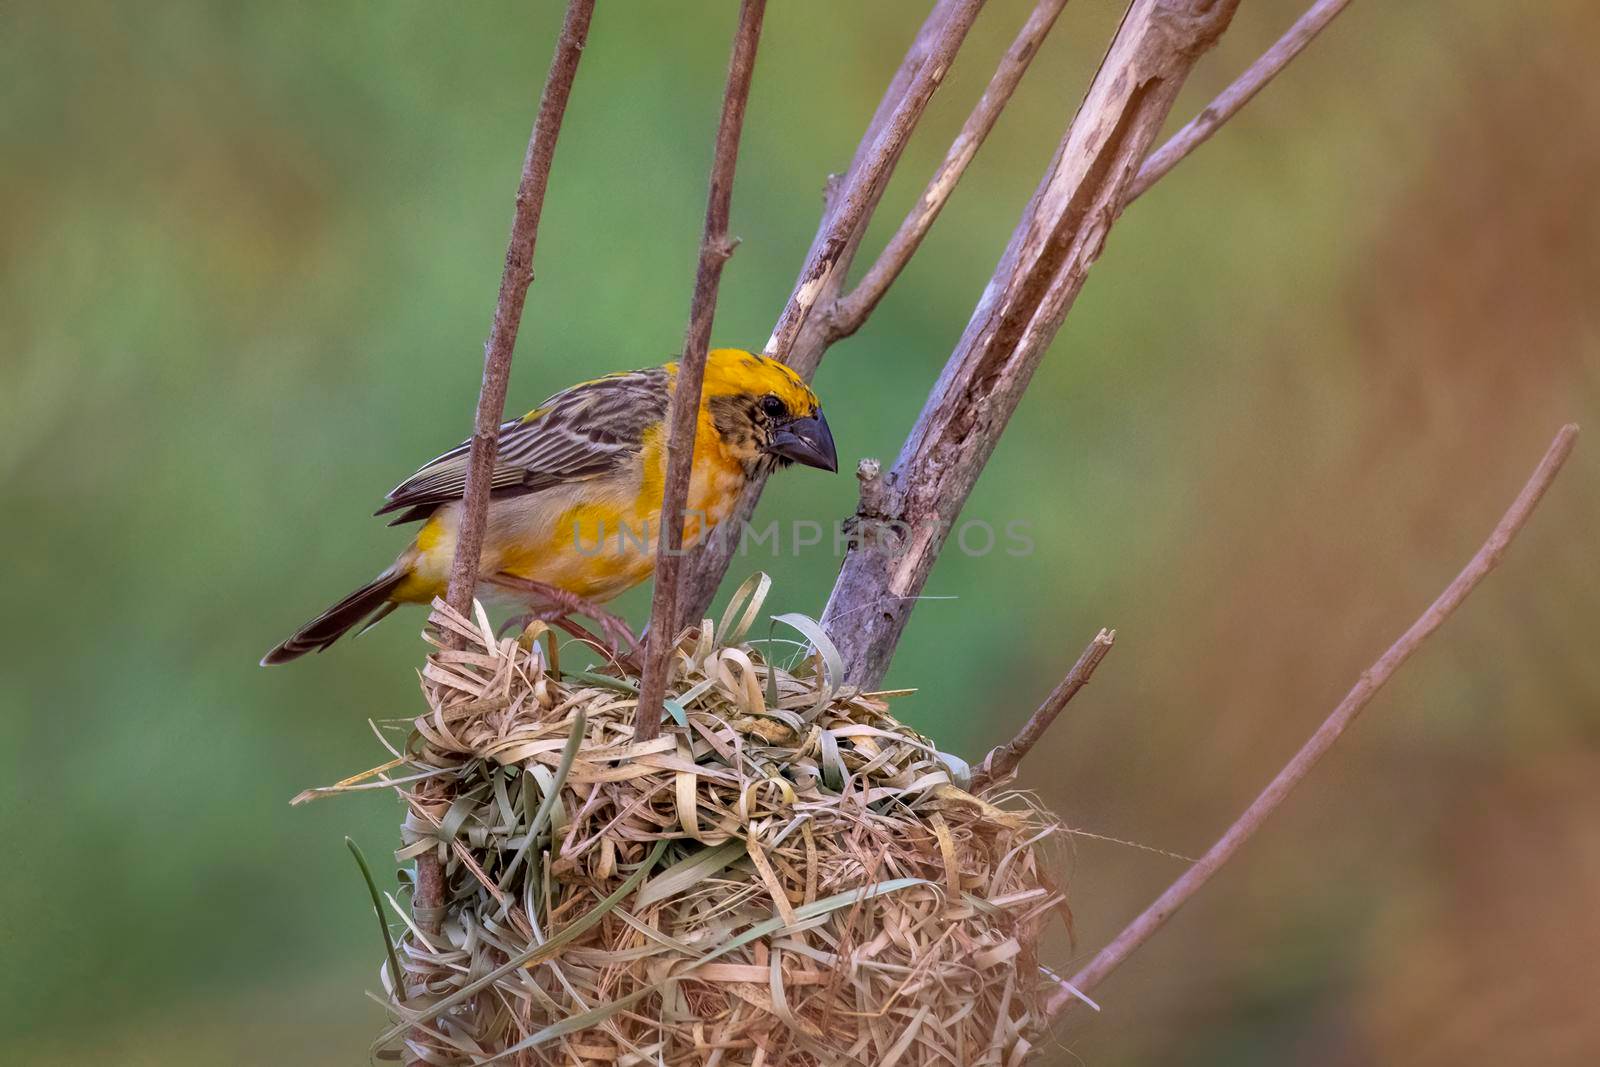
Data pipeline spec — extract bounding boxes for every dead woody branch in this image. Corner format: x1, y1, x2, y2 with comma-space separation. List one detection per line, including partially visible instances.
830, 0, 1073, 338
764, 0, 985, 365
823, 0, 1243, 688
682, 0, 1357, 631
1128, 0, 1357, 202
970, 627, 1115, 793
1049, 424, 1580, 1022
676, 0, 990, 625
441, 0, 595, 626
635, 0, 768, 742
411, 0, 593, 1043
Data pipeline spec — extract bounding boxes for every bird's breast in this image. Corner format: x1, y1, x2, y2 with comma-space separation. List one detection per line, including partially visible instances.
439, 427, 752, 603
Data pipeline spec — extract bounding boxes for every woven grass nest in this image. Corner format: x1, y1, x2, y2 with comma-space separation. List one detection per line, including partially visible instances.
317, 577, 1070, 1065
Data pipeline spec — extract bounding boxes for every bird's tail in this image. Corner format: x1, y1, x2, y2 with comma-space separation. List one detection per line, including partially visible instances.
260, 567, 407, 666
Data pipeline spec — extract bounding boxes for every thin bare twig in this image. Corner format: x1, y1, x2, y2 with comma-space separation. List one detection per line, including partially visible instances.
831, 0, 1073, 338
413, 0, 593, 1034
676, 0, 986, 627
442, 0, 595, 621
1127, 0, 1356, 202
634, 0, 767, 742
822, 0, 1242, 689
765, 0, 986, 363
970, 628, 1114, 792
1049, 424, 1580, 1021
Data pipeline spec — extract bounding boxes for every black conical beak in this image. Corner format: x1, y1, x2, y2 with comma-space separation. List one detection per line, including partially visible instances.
769, 411, 838, 473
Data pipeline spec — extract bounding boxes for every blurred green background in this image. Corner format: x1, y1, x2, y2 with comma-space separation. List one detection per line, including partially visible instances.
4, 1, 1597, 1063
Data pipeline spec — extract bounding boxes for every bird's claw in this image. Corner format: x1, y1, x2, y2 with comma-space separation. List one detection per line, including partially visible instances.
487, 574, 641, 671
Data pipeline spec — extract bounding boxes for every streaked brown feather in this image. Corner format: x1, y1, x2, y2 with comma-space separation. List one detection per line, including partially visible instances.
376, 367, 669, 522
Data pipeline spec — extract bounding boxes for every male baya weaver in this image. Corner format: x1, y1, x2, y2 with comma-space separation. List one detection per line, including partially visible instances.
261, 349, 836, 665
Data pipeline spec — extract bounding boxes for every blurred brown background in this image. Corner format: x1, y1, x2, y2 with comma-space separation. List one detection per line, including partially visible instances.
2, 1, 1596, 1063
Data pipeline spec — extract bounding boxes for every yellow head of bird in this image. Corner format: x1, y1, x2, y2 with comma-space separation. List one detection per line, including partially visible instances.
696, 349, 837, 473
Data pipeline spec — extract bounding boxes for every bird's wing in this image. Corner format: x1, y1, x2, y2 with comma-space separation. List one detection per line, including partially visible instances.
376, 366, 669, 523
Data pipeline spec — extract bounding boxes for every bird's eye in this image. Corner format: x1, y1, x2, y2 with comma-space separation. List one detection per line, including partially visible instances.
759, 394, 786, 418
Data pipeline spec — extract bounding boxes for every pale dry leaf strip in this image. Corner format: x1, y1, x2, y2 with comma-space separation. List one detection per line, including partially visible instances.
317, 580, 1068, 1064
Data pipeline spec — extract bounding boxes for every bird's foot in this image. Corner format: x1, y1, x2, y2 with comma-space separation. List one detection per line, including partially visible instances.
488, 574, 642, 671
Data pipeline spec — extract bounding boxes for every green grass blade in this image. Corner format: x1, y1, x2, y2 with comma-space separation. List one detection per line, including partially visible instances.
481, 876, 930, 1063
497, 708, 586, 896
764, 621, 780, 707
346, 837, 404, 1002
568, 670, 637, 694
770, 612, 843, 713
636, 840, 747, 908
375, 839, 669, 1049
936, 748, 972, 788
819, 729, 845, 792
529, 708, 585, 842
480, 985, 660, 1064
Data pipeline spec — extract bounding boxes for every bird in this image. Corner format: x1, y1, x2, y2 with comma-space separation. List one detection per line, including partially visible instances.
261, 349, 837, 665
